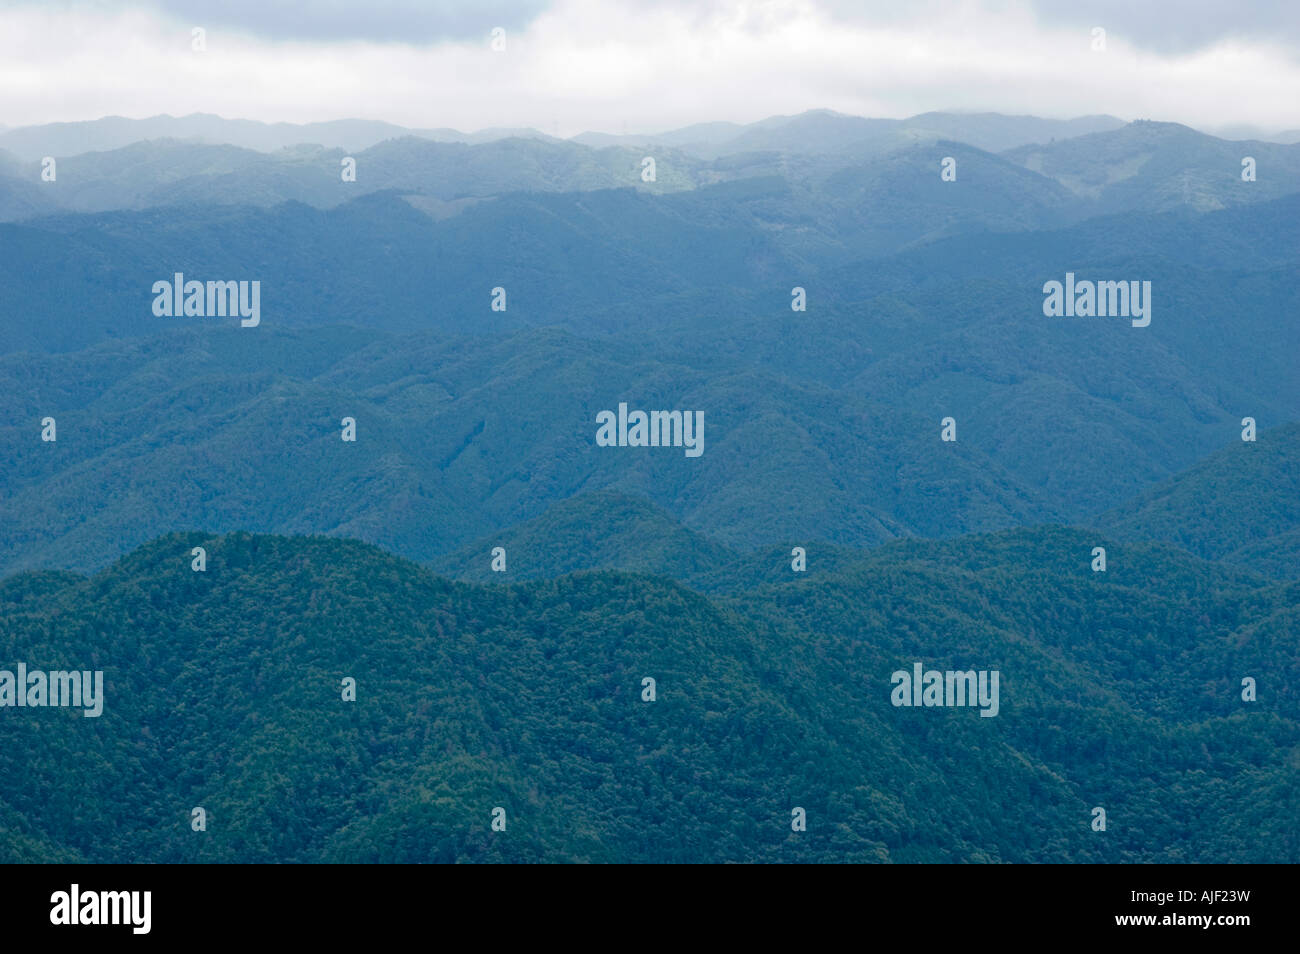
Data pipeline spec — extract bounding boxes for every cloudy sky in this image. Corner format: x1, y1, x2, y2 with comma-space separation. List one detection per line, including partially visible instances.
1, 0, 1298, 135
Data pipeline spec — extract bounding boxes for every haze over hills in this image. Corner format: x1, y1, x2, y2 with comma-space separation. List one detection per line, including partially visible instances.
0, 173, 48, 222
0, 136, 711, 221
2, 116, 1295, 245
0, 104, 1296, 864
0, 113, 560, 162
0, 323, 1061, 576
0, 110, 1123, 160
1004, 120, 1300, 213
20, 107, 1293, 171
0, 154, 1293, 565
0, 313, 1292, 580
579, 110, 1130, 159
4, 141, 1297, 349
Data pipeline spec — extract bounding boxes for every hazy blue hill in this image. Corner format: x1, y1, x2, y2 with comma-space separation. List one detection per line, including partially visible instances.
4, 125, 1293, 355
0, 528, 1293, 862
122, 141, 353, 210
1225, 528, 1300, 580
1099, 422, 1300, 577
0, 113, 554, 161
650, 110, 1127, 159
806, 140, 1077, 257
0, 173, 58, 222
904, 112, 1127, 152
574, 119, 748, 152
433, 490, 741, 583
0, 136, 704, 219
828, 192, 1300, 301
0, 110, 1130, 167
0, 137, 1294, 578
712, 109, 906, 157
8, 160, 1295, 356
0, 192, 529, 352
0, 114, 1200, 228
1210, 123, 1300, 144
0, 324, 1059, 576
433, 489, 871, 590
833, 290, 1277, 515
0, 113, 397, 159
657, 219, 1298, 519
1, 175, 1296, 570
0, 185, 808, 349
23, 139, 315, 213
355, 136, 705, 197
813, 196, 1300, 514
4, 112, 1278, 230
1004, 120, 1300, 213
0, 146, 59, 220
3, 312, 1288, 584
637, 143, 1077, 268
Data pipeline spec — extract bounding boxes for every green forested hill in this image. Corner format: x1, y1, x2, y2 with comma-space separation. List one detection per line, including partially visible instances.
1099, 422, 1300, 577
432, 488, 868, 590
0, 529, 1293, 863
433, 490, 741, 583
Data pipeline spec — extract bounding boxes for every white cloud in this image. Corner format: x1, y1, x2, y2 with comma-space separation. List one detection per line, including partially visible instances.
0, 0, 1297, 134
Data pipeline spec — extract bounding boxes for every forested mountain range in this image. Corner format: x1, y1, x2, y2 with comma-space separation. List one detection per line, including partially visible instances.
1100, 422, 1300, 578
0, 528, 1293, 863
2, 114, 1296, 225
0, 109, 1127, 162
0, 319, 1292, 578
0, 106, 1295, 863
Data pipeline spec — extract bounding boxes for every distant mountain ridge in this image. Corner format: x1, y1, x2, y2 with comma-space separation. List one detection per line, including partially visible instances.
2, 115, 1296, 231
0, 113, 559, 161
575, 110, 1129, 159
1003, 120, 1300, 213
